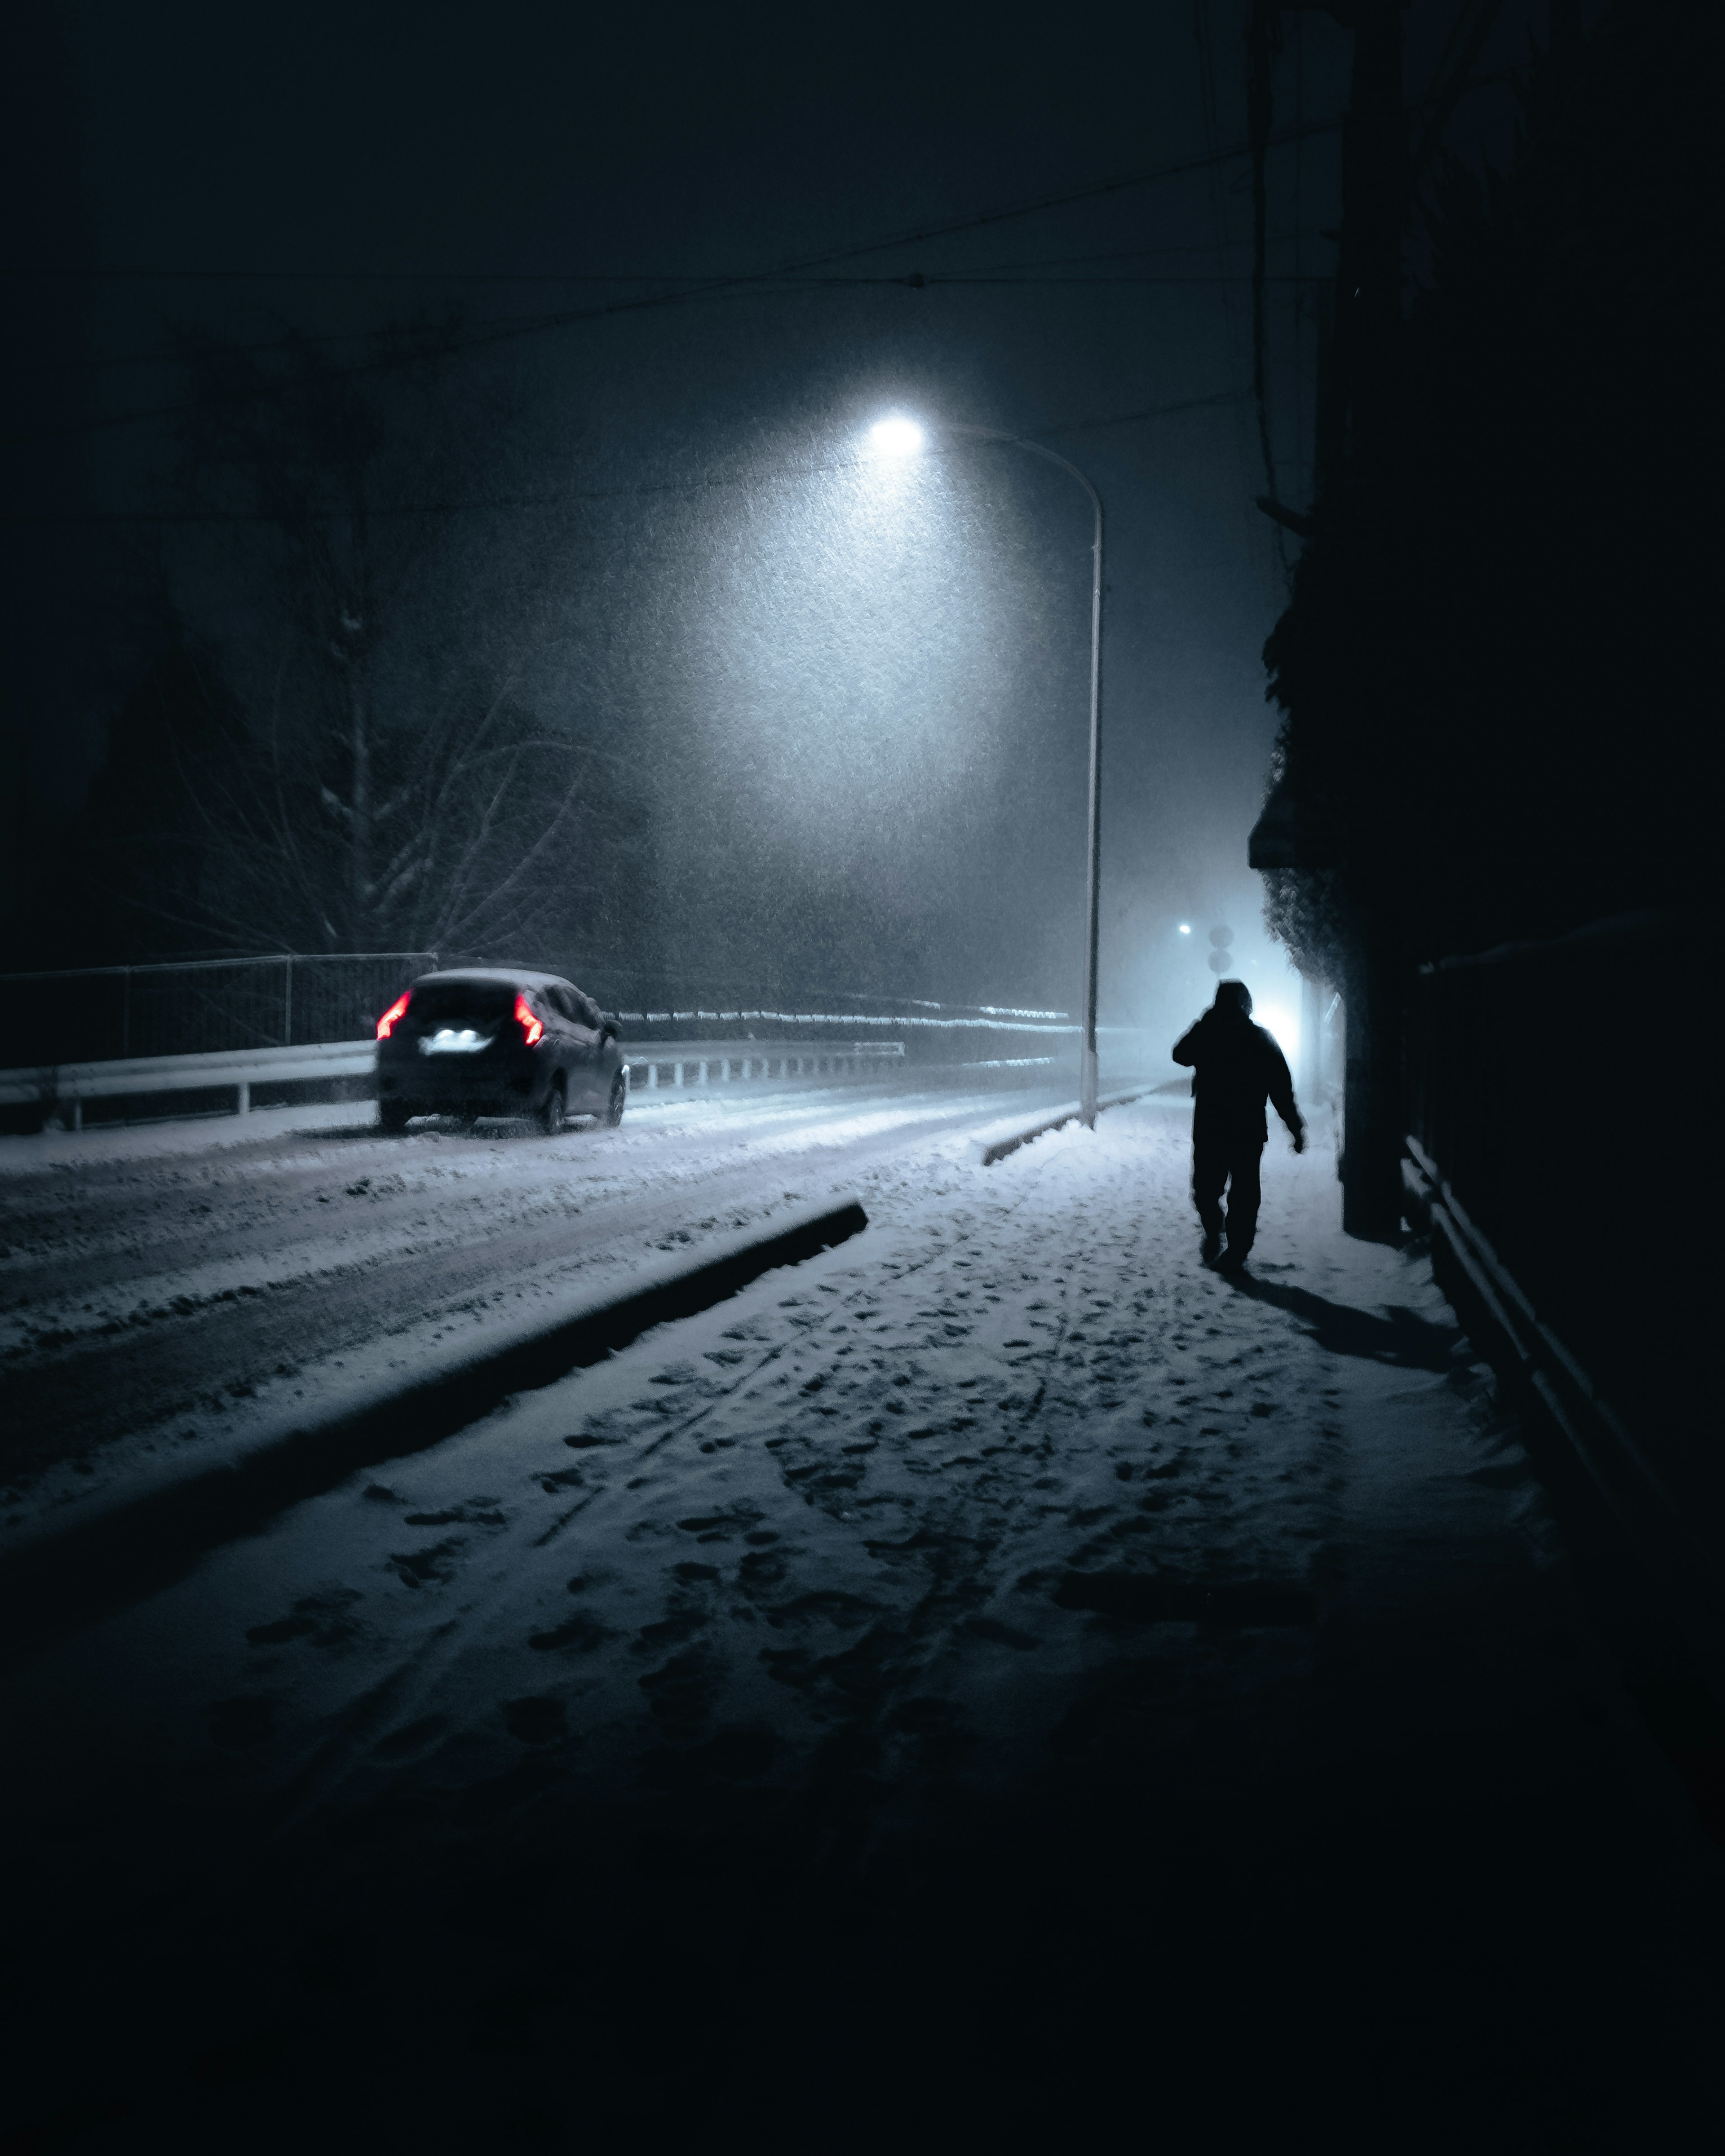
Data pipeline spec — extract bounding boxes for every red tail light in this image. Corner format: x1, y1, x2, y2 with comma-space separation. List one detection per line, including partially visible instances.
513, 992, 544, 1047
376, 990, 412, 1041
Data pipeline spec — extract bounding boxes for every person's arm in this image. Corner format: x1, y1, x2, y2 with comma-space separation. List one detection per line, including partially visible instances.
1171, 1018, 1204, 1068
1266, 1041, 1305, 1150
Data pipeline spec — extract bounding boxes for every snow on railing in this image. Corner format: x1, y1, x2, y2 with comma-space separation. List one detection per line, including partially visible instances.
615, 1009, 1083, 1035
623, 1041, 905, 1090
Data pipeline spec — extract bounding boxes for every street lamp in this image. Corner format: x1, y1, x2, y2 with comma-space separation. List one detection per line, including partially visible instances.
867, 413, 1105, 1125
869, 416, 924, 456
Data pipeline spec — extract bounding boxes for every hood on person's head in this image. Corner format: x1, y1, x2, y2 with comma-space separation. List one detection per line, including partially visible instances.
1212, 980, 1253, 1018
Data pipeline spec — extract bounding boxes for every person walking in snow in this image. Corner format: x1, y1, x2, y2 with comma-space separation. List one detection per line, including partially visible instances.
1172, 979, 1305, 1272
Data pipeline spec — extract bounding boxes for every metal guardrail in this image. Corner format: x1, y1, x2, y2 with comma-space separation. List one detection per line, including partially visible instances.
0, 1037, 911, 1131
624, 1041, 905, 1089
0, 1041, 377, 1130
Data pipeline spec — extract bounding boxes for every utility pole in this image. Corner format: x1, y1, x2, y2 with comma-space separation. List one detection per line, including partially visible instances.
945, 423, 1105, 1127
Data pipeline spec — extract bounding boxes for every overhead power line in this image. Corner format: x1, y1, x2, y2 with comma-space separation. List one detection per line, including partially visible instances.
0, 115, 1343, 454
76, 240, 1320, 376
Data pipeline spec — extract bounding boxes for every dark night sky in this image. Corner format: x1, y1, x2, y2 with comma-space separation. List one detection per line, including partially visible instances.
3, 0, 1551, 1016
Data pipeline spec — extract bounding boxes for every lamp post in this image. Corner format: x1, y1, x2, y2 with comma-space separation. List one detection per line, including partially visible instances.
868, 416, 1105, 1125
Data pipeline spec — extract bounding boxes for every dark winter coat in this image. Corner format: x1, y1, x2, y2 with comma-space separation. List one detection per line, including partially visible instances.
1171, 1008, 1301, 1147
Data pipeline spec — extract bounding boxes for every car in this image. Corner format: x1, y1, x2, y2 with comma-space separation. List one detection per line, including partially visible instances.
373, 967, 626, 1135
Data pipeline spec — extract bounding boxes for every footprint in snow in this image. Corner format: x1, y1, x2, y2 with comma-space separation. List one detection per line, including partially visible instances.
245, 1587, 364, 1650
636, 1607, 709, 1652
764, 1589, 879, 1631
401, 1498, 506, 1528
387, 1538, 462, 1587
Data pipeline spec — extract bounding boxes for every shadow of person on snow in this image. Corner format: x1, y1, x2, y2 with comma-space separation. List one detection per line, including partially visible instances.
1222, 1272, 1460, 1370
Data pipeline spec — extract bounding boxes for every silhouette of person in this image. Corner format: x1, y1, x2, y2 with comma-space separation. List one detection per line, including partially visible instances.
1172, 979, 1305, 1272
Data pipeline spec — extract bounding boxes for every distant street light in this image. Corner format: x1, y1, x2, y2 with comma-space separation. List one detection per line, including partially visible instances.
867, 412, 1106, 1125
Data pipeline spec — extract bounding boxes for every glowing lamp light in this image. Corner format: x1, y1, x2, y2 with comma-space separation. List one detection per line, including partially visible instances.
869, 415, 924, 456
513, 992, 544, 1047
376, 990, 412, 1040
1255, 1003, 1299, 1057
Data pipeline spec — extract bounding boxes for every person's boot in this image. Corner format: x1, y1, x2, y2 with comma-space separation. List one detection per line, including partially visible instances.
1200, 1228, 1223, 1264
1216, 1243, 1249, 1274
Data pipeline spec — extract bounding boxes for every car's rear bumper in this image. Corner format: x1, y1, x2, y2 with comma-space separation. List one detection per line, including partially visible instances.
376, 1043, 544, 1112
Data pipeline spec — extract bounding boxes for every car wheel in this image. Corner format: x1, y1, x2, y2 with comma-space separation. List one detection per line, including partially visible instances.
537, 1076, 567, 1137
379, 1097, 412, 1132
604, 1071, 627, 1128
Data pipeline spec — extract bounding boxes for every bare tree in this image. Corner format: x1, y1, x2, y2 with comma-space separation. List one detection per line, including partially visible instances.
134, 319, 631, 960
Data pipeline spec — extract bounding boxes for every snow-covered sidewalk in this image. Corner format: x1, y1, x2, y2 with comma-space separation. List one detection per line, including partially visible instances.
2, 1096, 1719, 2150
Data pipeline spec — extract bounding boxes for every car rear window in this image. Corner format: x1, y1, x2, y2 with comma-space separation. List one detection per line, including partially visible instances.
409, 981, 516, 1027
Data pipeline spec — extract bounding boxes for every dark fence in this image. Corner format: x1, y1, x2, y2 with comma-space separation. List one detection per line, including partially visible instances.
0, 954, 436, 1069
1405, 911, 1706, 1506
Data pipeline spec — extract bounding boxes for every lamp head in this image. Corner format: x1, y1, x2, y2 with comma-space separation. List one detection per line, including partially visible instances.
868, 415, 924, 457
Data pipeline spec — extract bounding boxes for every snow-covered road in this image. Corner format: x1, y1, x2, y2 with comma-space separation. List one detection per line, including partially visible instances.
0, 1074, 1081, 1511
1, 1096, 1719, 2149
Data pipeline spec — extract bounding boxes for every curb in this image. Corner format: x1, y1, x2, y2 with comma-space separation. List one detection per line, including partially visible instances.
975, 1089, 1153, 1166
0, 1194, 868, 1664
